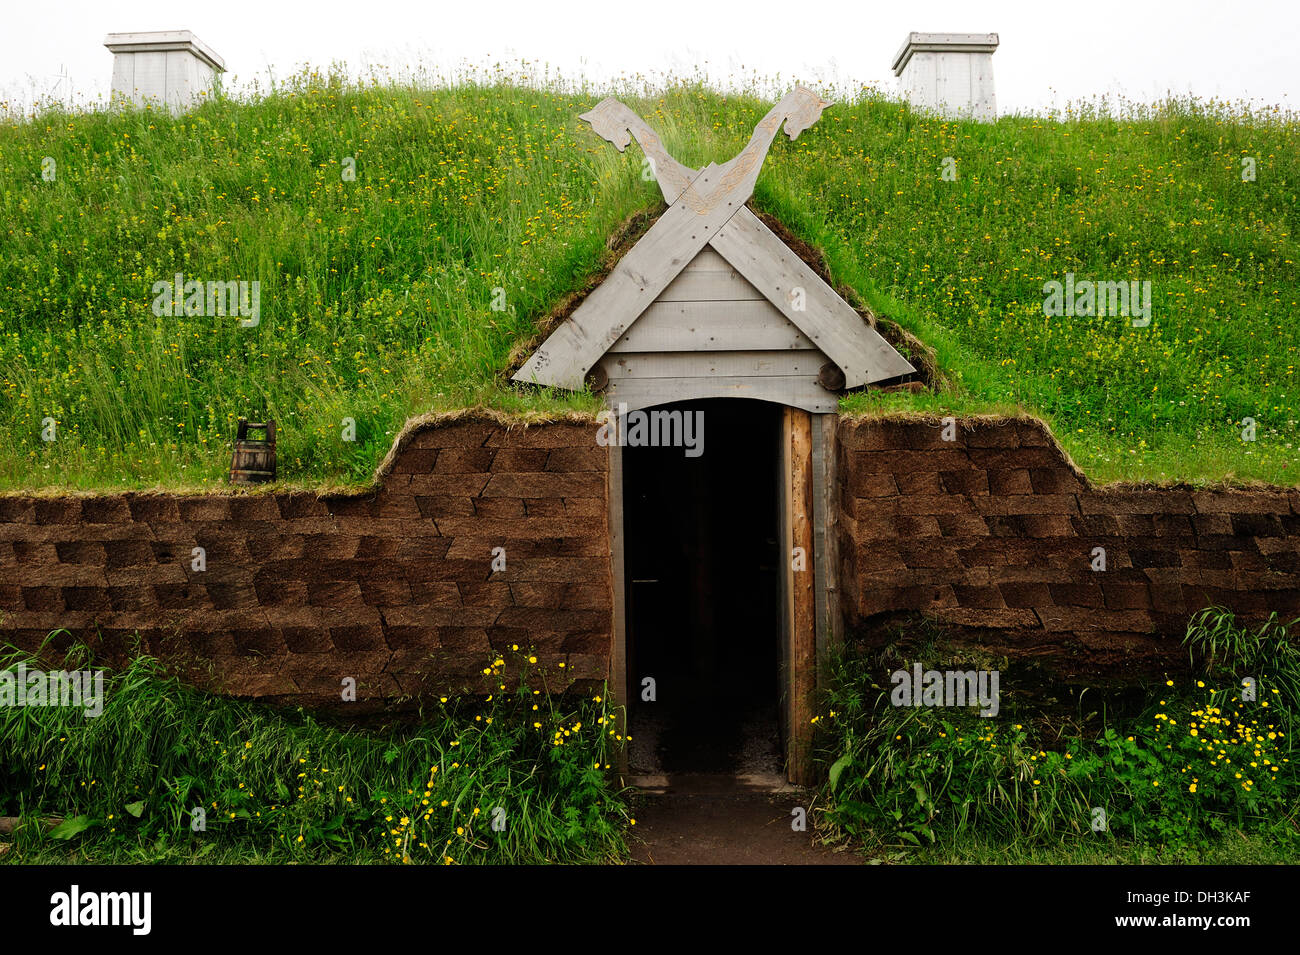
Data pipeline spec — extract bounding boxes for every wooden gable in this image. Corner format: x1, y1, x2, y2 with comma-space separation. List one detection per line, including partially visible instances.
598, 245, 839, 412
510, 89, 917, 411
513, 209, 917, 413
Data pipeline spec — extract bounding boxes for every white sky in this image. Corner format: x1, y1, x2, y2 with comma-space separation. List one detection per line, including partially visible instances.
2, 0, 1297, 115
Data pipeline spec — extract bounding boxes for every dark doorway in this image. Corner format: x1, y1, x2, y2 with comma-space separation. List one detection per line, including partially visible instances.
622, 399, 783, 777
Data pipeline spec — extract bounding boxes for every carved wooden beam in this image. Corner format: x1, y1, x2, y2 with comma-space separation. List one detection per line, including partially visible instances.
514, 88, 918, 392
578, 86, 833, 212
578, 98, 697, 203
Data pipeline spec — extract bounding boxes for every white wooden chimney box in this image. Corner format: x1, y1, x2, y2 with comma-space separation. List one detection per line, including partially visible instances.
104, 30, 225, 113
892, 32, 999, 122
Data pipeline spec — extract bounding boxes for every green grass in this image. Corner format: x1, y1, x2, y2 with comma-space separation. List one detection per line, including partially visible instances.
0, 640, 630, 864
5, 612, 1298, 865
1, 69, 1297, 491
879, 832, 1294, 864
813, 610, 1300, 861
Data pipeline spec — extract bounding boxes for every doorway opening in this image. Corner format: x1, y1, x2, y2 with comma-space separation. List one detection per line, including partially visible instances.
622, 399, 784, 779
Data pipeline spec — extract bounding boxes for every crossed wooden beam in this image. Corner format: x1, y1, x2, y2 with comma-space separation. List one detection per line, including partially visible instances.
579, 86, 833, 209
512, 89, 915, 392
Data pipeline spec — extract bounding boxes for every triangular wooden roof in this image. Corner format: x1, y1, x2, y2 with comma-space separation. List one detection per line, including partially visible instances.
511, 90, 916, 405
513, 205, 915, 396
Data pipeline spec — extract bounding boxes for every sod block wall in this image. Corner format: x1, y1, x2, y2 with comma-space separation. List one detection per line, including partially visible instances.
0, 417, 613, 707
837, 416, 1300, 682
3, 411, 1297, 705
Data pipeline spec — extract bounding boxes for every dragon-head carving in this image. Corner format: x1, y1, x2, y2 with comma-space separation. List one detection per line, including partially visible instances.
779, 85, 834, 140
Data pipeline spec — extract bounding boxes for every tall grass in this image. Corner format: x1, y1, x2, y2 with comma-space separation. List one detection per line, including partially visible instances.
0, 639, 629, 864
1, 68, 1297, 490
816, 613, 1300, 855
1183, 606, 1300, 740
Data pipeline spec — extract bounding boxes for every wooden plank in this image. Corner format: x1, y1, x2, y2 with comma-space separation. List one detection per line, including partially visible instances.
512, 181, 748, 390
607, 442, 630, 774
603, 375, 838, 413
787, 408, 817, 787
656, 268, 766, 303
680, 246, 734, 272
709, 207, 917, 388
607, 301, 814, 353
777, 409, 793, 785
600, 350, 825, 380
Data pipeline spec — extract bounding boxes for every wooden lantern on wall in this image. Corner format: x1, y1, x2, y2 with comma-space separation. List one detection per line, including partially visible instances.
229, 419, 277, 484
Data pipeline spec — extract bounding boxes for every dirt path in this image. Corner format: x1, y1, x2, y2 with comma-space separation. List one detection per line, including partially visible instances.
626, 774, 862, 865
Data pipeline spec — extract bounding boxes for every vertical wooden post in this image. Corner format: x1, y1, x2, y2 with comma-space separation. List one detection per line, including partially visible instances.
783, 407, 817, 786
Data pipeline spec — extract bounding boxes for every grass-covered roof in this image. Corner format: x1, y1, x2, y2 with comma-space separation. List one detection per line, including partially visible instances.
2, 72, 1296, 490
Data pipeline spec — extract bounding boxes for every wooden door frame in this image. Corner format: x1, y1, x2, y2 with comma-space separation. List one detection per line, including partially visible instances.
780, 407, 817, 786
606, 403, 833, 786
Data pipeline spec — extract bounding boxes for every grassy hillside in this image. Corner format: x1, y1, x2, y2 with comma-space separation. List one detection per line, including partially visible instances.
1, 71, 1296, 490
